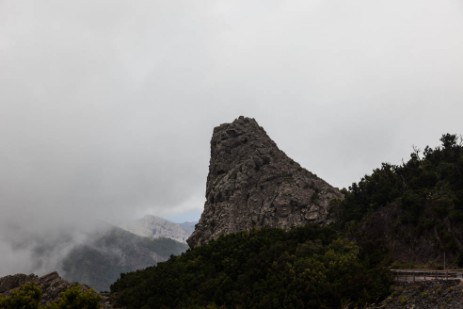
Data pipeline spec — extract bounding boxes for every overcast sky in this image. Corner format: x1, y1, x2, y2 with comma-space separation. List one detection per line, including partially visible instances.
1, 0, 462, 274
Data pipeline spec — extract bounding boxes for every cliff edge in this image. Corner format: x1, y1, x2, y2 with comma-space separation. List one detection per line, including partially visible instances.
187, 116, 343, 248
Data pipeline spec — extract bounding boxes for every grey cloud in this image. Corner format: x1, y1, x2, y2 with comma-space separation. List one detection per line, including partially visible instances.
0, 0, 462, 275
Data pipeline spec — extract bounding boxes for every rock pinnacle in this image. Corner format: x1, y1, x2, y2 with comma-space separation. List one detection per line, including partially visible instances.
187, 116, 343, 248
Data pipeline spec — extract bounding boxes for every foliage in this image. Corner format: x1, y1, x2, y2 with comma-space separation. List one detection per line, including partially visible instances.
42, 284, 101, 309
0, 283, 100, 309
107, 133, 463, 308
111, 226, 391, 309
0, 283, 42, 309
337, 133, 463, 262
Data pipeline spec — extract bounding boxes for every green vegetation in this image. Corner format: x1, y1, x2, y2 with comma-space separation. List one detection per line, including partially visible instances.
0, 283, 100, 309
338, 133, 463, 263
0, 283, 42, 309
43, 285, 101, 309
110, 133, 463, 308
339, 134, 463, 224
111, 226, 391, 309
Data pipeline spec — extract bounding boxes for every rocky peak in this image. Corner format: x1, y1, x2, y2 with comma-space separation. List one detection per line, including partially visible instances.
187, 116, 343, 248
123, 215, 193, 243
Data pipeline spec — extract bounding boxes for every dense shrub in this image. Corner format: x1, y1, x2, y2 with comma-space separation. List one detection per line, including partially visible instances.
43, 284, 100, 309
111, 134, 463, 308
0, 283, 42, 309
0, 283, 100, 309
338, 134, 463, 262
111, 226, 391, 309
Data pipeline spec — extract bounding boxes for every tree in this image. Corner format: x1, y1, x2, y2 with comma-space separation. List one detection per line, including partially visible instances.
440, 133, 457, 149
0, 283, 100, 309
0, 283, 42, 309
43, 285, 100, 309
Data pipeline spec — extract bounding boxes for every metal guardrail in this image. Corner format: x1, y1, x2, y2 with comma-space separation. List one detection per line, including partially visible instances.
391, 269, 463, 282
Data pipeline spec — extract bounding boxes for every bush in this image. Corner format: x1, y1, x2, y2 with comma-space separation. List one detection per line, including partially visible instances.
111, 226, 391, 309
0, 283, 100, 309
43, 284, 101, 309
337, 133, 463, 262
0, 283, 42, 309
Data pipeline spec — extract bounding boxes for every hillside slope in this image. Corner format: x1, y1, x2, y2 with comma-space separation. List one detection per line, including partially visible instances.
61, 226, 188, 291
338, 134, 463, 266
111, 132, 463, 308
111, 226, 391, 309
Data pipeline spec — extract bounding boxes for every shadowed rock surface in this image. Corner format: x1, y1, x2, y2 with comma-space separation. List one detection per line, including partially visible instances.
188, 116, 343, 248
0, 273, 37, 293
380, 280, 463, 309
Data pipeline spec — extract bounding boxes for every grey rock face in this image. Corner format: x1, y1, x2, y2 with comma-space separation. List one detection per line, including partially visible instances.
381, 281, 463, 309
0, 273, 37, 293
123, 215, 193, 243
1, 272, 76, 304
187, 116, 343, 248
35, 272, 73, 304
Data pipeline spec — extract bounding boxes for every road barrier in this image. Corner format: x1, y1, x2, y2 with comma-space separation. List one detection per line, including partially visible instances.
391, 269, 463, 282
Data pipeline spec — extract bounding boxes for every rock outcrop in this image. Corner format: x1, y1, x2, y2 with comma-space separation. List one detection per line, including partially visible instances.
380, 281, 463, 309
187, 116, 343, 248
0, 273, 37, 293
0, 272, 115, 308
1, 272, 74, 304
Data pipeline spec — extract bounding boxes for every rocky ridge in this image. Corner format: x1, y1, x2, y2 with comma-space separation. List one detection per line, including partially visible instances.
61, 225, 188, 291
188, 116, 343, 248
0, 272, 115, 308
1, 272, 79, 304
123, 215, 193, 243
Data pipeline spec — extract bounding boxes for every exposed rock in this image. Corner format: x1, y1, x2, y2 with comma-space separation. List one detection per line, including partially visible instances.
187, 116, 343, 248
0, 272, 116, 308
123, 215, 194, 243
1, 272, 73, 304
0, 273, 37, 293
380, 280, 463, 309
35, 272, 73, 304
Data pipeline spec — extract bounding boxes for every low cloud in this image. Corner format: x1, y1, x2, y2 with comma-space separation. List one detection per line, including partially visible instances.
0, 0, 462, 275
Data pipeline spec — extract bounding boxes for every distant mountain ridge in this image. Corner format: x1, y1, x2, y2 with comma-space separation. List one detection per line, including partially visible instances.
61, 224, 188, 291
2, 216, 195, 292
123, 215, 195, 243
60, 216, 196, 291
178, 221, 196, 236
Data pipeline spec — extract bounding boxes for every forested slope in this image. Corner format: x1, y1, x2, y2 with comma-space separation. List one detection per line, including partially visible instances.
110, 134, 463, 308
111, 226, 390, 309
337, 134, 463, 266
